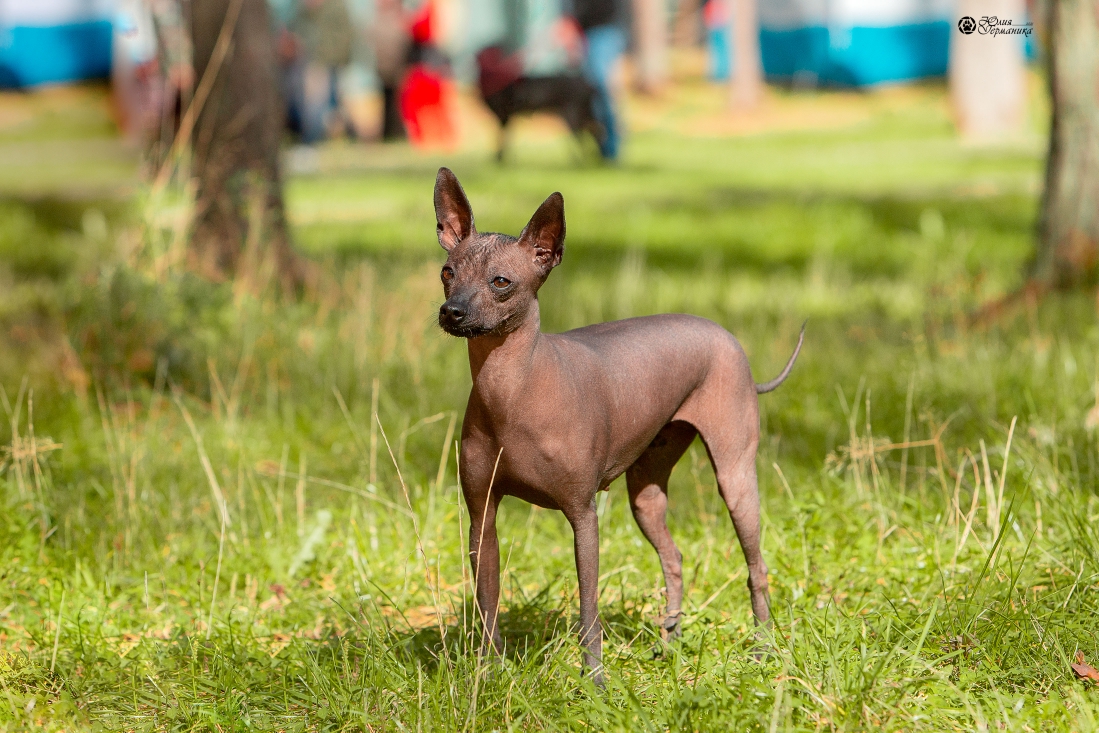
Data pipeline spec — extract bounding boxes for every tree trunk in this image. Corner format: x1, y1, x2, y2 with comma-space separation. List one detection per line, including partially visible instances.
729, 0, 761, 109
189, 0, 302, 291
672, 0, 702, 48
632, 0, 668, 93
949, 0, 1026, 140
1033, 0, 1099, 286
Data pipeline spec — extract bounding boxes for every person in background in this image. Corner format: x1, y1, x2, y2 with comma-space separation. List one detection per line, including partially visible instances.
704, 0, 731, 81
112, 0, 166, 142
563, 0, 627, 161
112, 0, 193, 151
280, 0, 354, 144
398, 0, 457, 149
371, 0, 411, 140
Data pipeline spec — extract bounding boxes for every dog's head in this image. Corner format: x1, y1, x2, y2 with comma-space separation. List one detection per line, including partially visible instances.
434, 167, 565, 338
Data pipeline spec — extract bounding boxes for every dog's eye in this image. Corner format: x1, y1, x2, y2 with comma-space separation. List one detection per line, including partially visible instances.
492, 276, 511, 289
441, 267, 454, 282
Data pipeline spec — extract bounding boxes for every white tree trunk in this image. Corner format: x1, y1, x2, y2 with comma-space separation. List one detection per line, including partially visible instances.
949, 0, 1027, 140
730, 0, 762, 109
632, 0, 668, 93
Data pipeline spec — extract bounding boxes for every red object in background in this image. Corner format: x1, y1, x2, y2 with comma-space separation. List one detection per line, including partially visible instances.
704, 0, 729, 28
476, 46, 523, 98
409, 2, 433, 44
399, 64, 456, 149
400, 0, 456, 149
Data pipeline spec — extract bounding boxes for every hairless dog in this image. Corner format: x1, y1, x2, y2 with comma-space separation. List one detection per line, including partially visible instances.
433, 168, 803, 686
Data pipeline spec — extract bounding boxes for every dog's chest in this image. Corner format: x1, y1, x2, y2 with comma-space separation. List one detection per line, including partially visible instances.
466, 412, 599, 495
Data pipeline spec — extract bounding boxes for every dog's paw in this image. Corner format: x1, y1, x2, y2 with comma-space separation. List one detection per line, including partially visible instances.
650, 615, 683, 659
748, 631, 775, 662
660, 613, 682, 643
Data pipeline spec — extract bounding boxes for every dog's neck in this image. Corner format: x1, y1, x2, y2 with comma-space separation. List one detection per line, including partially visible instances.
466, 301, 544, 415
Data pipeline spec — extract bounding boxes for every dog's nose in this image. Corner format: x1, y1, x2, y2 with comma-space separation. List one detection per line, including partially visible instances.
441, 303, 466, 322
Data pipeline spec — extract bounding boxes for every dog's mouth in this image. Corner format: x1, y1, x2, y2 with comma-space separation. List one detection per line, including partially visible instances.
438, 318, 491, 339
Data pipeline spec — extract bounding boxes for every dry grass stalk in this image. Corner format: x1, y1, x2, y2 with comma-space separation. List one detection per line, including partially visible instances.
173, 389, 232, 528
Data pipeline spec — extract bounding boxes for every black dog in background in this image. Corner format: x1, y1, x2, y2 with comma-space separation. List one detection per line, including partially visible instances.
476, 46, 604, 162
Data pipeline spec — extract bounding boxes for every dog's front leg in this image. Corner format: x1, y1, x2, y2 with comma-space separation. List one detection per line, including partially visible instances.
568, 498, 604, 687
468, 492, 503, 656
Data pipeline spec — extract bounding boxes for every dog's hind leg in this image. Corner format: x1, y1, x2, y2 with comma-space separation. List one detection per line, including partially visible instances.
562, 105, 596, 164
496, 120, 509, 163
702, 426, 770, 630
626, 420, 697, 641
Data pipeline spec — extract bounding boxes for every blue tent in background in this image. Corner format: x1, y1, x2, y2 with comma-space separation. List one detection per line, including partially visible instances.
758, 0, 954, 86
0, 0, 116, 88
0, 0, 979, 92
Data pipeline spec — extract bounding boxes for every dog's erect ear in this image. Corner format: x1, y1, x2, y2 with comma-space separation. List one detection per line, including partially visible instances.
434, 168, 475, 251
518, 192, 565, 272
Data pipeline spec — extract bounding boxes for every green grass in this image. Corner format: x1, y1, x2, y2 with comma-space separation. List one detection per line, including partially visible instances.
2, 83, 1099, 731
0, 85, 138, 198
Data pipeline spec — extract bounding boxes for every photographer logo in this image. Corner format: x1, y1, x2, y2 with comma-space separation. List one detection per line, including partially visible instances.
958, 15, 1033, 36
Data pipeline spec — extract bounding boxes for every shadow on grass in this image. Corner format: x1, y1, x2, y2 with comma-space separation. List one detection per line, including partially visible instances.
392, 580, 571, 671
301, 187, 1036, 281
390, 578, 667, 674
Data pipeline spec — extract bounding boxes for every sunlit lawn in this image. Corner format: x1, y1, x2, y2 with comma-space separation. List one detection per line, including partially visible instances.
3, 71, 1099, 731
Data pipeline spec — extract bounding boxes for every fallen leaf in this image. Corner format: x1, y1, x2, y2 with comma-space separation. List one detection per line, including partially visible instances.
378, 604, 457, 630
117, 633, 141, 658
1071, 651, 1099, 683
259, 583, 291, 612
404, 605, 453, 630
266, 633, 291, 657
259, 593, 289, 612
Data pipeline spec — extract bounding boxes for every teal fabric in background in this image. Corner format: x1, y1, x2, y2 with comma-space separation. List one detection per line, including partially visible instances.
759, 21, 951, 87
0, 21, 113, 87
1, 0, 1026, 91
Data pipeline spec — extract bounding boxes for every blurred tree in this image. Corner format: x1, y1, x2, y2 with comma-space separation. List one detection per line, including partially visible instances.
632, 0, 667, 92
672, 0, 702, 47
729, 0, 761, 109
189, 0, 302, 291
949, 0, 1026, 140
1033, 0, 1099, 285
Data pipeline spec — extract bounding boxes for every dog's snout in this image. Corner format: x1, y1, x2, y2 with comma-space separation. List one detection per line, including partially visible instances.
440, 302, 467, 323
438, 295, 483, 337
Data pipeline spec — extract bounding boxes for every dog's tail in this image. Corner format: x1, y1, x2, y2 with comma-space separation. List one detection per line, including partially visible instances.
755, 323, 806, 394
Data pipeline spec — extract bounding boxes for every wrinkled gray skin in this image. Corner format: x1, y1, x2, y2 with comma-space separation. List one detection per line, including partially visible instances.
433, 168, 803, 687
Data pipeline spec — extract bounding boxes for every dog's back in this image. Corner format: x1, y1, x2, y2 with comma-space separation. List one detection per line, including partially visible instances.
486, 77, 596, 127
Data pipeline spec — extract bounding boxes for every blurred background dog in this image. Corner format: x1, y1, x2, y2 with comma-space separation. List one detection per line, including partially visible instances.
476, 45, 604, 162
